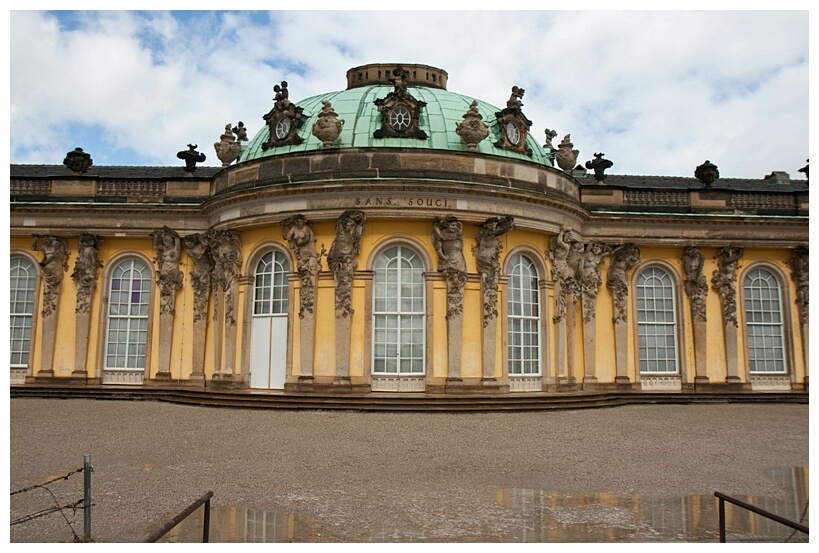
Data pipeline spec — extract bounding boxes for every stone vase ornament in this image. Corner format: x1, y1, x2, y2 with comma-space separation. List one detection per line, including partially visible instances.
455, 101, 489, 150
555, 134, 579, 172
214, 124, 242, 167
311, 101, 345, 147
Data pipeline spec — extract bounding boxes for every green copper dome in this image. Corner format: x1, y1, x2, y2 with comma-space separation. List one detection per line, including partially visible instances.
238, 64, 553, 167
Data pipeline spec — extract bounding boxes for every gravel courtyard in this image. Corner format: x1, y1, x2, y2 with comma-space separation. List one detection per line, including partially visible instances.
9, 399, 809, 543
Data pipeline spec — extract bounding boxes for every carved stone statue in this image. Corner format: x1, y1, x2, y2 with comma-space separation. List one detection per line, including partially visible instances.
274, 81, 290, 108
71, 233, 103, 314
151, 227, 183, 316
232, 121, 248, 141
214, 123, 241, 167
32, 235, 70, 318
311, 100, 345, 147
543, 129, 558, 151
327, 210, 365, 319
263, 80, 305, 149
786, 246, 809, 325
184, 233, 212, 323
473, 216, 515, 325
177, 144, 206, 172
555, 134, 579, 172
455, 101, 489, 150
506, 86, 525, 109
432, 215, 468, 319
547, 226, 582, 323
711, 245, 744, 327
695, 160, 719, 187
580, 241, 612, 323
607, 243, 642, 324
682, 246, 708, 323
209, 230, 243, 327
585, 153, 614, 182
281, 214, 323, 318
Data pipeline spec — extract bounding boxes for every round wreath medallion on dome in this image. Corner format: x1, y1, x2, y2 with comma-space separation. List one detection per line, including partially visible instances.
237, 64, 554, 167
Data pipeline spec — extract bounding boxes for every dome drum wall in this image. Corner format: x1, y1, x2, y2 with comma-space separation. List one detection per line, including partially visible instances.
218, 148, 577, 199
207, 148, 585, 232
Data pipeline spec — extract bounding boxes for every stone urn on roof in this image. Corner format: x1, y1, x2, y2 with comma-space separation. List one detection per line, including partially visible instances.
311, 100, 345, 147
555, 134, 579, 173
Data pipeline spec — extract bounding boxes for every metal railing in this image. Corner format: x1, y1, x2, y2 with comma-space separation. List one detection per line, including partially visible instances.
714, 491, 808, 543
143, 491, 213, 543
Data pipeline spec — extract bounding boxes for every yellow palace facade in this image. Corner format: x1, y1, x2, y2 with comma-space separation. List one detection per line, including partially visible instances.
9, 64, 809, 394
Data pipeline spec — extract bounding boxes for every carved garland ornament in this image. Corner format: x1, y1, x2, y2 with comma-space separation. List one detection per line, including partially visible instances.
71, 233, 103, 314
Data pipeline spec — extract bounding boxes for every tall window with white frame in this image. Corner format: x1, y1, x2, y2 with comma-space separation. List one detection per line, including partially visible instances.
250, 250, 290, 389
10, 256, 36, 367
636, 266, 678, 373
372, 246, 425, 375
743, 267, 787, 374
507, 253, 540, 375
104, 259, 151, 370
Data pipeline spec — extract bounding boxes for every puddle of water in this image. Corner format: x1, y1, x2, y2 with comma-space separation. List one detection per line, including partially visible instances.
158, 467, 808, 543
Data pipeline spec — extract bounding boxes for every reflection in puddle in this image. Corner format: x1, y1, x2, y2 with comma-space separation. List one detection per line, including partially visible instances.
159, 467, 808, 543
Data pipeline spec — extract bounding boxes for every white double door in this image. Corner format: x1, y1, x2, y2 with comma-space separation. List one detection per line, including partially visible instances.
250, 314, 287, 389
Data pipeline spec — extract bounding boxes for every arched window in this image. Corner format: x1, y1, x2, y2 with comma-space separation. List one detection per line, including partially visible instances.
104, 259, 151, 369
743, 267, 786, 373
254, 250, 289, 316
507, 253, 540, 375
10, 256, 37, 367
372, 246, 425, 374
636, 266, 678, 373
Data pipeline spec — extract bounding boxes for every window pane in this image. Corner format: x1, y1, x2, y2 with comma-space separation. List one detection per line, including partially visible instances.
636, 267, 678, 373
105, 259, 151, 370
507, 254, 541, 376
744, 268, 787, 374
372, 246, 425, 375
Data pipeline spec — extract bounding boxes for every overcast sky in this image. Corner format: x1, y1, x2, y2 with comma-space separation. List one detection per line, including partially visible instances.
8, 8, 811, 179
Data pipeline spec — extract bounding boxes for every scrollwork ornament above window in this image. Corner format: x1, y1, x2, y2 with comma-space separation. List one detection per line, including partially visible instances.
373, 66, 428, 140
262, 81, 305, 149
494, 86, 533, 157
